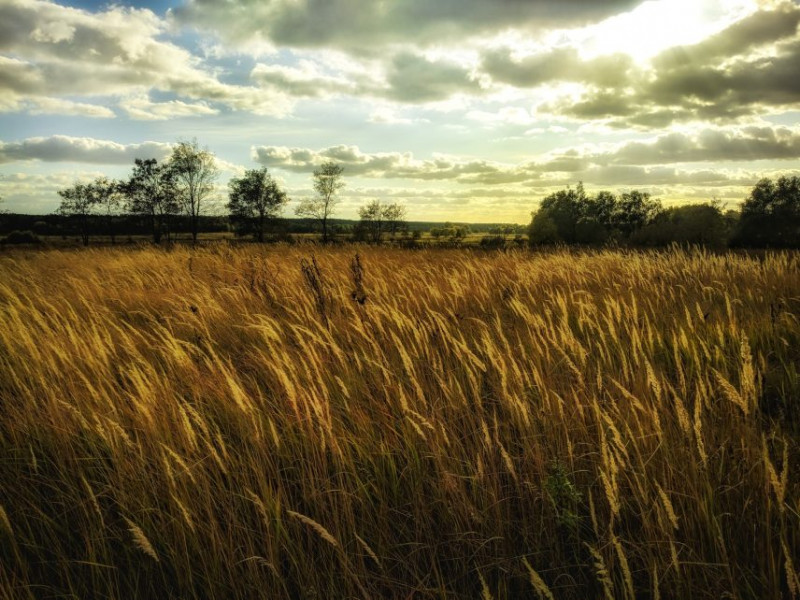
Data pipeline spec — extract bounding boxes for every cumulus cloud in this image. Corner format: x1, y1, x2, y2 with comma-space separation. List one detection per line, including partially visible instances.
252, 144, 522, 182
0, 135, 172, 164
482, 47, 634, 89
0, 0, 289, 117
252, 123, 800, 189
250, 60, 358, 98
173, 0, 642, 52
384, 53, 483, 103
607, 126, 800, 164
541, 3, 800, 126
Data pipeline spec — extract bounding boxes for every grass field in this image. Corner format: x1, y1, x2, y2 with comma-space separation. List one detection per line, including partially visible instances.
0, 245, 798, 599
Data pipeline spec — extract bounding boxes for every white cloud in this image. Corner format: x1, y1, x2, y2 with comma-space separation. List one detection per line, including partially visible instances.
0, 135, 172, 164
120, 95, 219, 120
0, 0, 289, 117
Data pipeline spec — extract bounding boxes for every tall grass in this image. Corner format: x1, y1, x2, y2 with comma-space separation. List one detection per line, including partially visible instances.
0, 245, 798, 599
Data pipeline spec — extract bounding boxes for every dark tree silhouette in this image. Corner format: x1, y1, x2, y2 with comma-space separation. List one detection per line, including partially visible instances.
57, 182, 96, 246
735, 176, 800, 248
90, 177, 123, 244
529, 184, 662, 245
122, 159, 179, 244
227, 168, 287, 242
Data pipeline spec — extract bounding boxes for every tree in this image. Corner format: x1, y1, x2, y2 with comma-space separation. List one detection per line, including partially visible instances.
122, 158, 179, 244
58, 182, 96, 246
169, 140, 218, 244
528, 212, 560, 245
632, 202, 729, 248
90, 177, 123, 244
296, 161, 344, 243
735, 176, 800, 247
530, 183, 588, 243
358, 200, 385, 242
383, 202, 407, 238
611, 190, 661, 238
227, 168, 288, 242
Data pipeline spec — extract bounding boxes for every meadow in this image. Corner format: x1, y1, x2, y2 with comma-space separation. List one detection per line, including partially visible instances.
0, 244, 798, 599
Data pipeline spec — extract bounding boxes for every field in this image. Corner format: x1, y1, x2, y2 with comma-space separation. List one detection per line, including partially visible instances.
0, 245, 798, 599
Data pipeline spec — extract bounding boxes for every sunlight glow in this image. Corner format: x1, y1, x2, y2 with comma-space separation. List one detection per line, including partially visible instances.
576, 0, 758, 60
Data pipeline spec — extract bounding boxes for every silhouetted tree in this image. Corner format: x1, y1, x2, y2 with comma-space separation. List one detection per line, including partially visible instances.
296, 161, 344, 243
529, 183, 588, 244
632, 202, 729, 248
735, 176, 800, 247
611, 190, 661, 238
57, 182, 96, 246
169, 140, 218, 244
122, 158, 179, 244
529, 184, 661, 245
90, 177, 123, 244
227, 168, 287, 242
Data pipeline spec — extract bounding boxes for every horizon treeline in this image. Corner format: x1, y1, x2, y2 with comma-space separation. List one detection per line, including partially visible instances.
0, 141, 798, 248
527, 179, 800, 249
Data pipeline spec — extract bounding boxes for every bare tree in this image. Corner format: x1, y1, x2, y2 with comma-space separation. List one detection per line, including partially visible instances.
296, 161, 344, 243
227, 168, 288, 242
169, 140, 218, 244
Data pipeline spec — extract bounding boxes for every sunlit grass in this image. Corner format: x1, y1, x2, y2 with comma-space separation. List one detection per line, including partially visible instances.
0, 245, 798, 599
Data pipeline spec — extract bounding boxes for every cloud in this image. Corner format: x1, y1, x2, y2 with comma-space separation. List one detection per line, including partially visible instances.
250, 60, 357, 98
606, 126, 800, 164
173, 0, 642, 52
384, 53, 482, 103
25, 97, 115, 118
252, 144, 520, 182
0, 135, 172, 164
482, 47, 634, 89
120, 95, 219, 120
541, 3, 800, 126
0, 0, 289, 117
0, 170, 105, 213
252, 123, 800, 189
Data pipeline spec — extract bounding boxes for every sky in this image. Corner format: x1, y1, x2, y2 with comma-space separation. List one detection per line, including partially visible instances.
1, 0, 799, 222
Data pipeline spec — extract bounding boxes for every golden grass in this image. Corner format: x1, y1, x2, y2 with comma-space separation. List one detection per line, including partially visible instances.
0, 244, 798, 599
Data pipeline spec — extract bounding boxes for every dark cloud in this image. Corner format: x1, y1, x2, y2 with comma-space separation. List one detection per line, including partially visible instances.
608, 127, 800, 165
174, 0, 642, 51
547, 4, 800, 127
482, 47, 634, 88
385, 53, 481, 102
653, 4, 800, 70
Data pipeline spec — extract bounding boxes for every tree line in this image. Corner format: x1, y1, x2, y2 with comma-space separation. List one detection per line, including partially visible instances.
528, 180, 799, 249
26, 139, 800, 249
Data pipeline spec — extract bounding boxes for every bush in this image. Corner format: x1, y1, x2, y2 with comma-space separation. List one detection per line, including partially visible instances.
479, 235, 506, 249
2, 230, 40, 245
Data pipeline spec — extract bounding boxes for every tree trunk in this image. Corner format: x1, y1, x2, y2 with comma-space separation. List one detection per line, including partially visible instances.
191, 214, 198, 245
153, 215, 161, 244
322, 215, 328, 243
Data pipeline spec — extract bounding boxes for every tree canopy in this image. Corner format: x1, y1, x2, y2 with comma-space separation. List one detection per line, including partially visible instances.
227, 167, 287, 242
